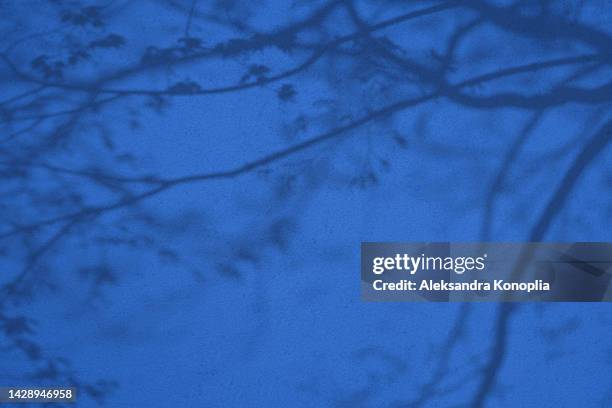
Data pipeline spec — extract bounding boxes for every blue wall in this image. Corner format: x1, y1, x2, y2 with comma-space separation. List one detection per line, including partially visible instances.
0, 1, 611, 406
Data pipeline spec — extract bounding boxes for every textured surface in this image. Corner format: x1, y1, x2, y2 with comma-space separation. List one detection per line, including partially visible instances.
0, 1, 611, 406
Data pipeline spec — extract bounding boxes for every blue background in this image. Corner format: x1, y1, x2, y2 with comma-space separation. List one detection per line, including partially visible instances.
1, 1, 611, 406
